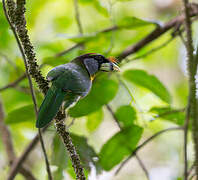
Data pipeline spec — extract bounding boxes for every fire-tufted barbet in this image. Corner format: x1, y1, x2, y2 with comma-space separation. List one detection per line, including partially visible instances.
36, 53, 120, 128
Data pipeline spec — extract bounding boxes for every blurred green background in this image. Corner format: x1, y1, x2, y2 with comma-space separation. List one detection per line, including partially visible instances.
0, 0, 196, 179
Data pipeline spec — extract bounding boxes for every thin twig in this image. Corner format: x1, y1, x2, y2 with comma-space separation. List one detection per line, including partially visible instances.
118, 3, 198, 61
4, 0, 85, 179
38, 129, 53, 180
188, 163, 195, 178
182, 1, 197, 180
3, 0, 52, 179
189, 173, 196, 180
106, 105, 150, 179
115, 126, 183, 175
0, 73, 26, 92
52, 4, 198, 62
7, 125, 49, 180
73, 0, 83, 34
55, 43, 82, 58
0, 51, 17, 69
135, 153, 150, 180
0, 100, 37, 180
130, 36, 175, 61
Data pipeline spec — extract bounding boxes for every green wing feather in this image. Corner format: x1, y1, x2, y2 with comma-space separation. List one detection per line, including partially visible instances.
36, 85, 65, 128
36, 62, 91, 128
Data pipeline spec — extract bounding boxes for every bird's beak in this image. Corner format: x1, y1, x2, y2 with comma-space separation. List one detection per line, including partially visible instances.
112, 63, 120, 72
100, 62, 120, 72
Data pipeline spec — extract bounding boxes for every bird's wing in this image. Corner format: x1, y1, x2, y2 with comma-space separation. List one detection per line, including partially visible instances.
54, 63, 92, 96
46, 65, 66, 81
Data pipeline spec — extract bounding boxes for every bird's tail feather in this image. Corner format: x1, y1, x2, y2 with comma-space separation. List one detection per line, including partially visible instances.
36, 86, 65, 128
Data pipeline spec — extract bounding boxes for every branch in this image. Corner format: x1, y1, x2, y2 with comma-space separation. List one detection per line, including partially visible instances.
135, 153, 150, 180
130, 36, 175, 61
3, 0, 52, 179
115, 126, 183, 175
7, 125, 49, 180
0, 51, 17, 69
182, 1, 198, 180
4, 0, 85, 179
0, 100, 37, 180
117, 3, 198, 61
73, 0, 83, 34
106, 105, 150, 180
0, 73, 26, 92
38, 129, 53, 180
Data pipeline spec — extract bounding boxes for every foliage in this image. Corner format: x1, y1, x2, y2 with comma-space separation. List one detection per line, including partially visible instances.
0, 0, 191, 179
99, 125, 143, 170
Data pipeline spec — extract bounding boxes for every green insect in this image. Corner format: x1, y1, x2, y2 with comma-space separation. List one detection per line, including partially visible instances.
36, 53, 120, 128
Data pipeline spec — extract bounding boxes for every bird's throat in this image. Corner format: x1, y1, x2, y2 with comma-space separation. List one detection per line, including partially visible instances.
90, 75, 95, 81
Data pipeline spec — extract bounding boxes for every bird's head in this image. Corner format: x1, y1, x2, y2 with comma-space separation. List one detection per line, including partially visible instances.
77, 53, 120, 77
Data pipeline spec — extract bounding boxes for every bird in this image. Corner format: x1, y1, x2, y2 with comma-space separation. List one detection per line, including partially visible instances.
36, 53, 120, 128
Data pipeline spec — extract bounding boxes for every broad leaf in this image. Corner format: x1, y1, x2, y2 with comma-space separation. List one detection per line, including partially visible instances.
86, 108, 104, 132
78, 0, 108, 16
69, 75, 118, 117
99, 125, 143, 170
71, 134, 102, 173
115, 105, 136, 128
117, 16, 154, 29
6, 105, 35, 124
52, 134, 68, 179
123, 69, 171, 103
150, 106, 185, 125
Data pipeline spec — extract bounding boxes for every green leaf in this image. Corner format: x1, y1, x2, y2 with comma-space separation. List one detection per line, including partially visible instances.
99, 125, 143, 170
115, 105, 136, 128
123, 69, 171, 103
51, 134, 68, 179
0, 3, 12, 49
6, 105, 35, 124
86, 108, 104, 132
42, 56, 70, 67
69, 74, 118, 117
71, 134, 102, 173
67, 34, 96, 43
150, 106, 185, 125
79, 0, 108, 17
93, 0, 108, 17
117, 16, 154, 29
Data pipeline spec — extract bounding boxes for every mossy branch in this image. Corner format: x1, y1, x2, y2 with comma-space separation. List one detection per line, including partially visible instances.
4, 0, 85, 179
182, 1, 198, 180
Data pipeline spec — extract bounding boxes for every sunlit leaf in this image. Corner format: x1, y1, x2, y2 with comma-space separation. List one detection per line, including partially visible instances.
115, 105, 136, 128
93, 0, 108, 17
69, 74, 118, 117
99, 125, 143, 170
150, 106, 185, 125
79, 0, 108, 16
123, 69, 171, 103
86, 108, 104, 132
0, 3, 12, 49
42, 56, 70, 67
6, 105, 35, 124
117, 16, 154, 29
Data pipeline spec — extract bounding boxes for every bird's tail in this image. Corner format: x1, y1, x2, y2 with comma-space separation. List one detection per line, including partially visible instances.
36, 85, 65, 128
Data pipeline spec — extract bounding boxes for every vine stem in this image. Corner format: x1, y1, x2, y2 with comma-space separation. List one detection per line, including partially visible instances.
3, 0, 52, 179
182, 1, 198, 180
